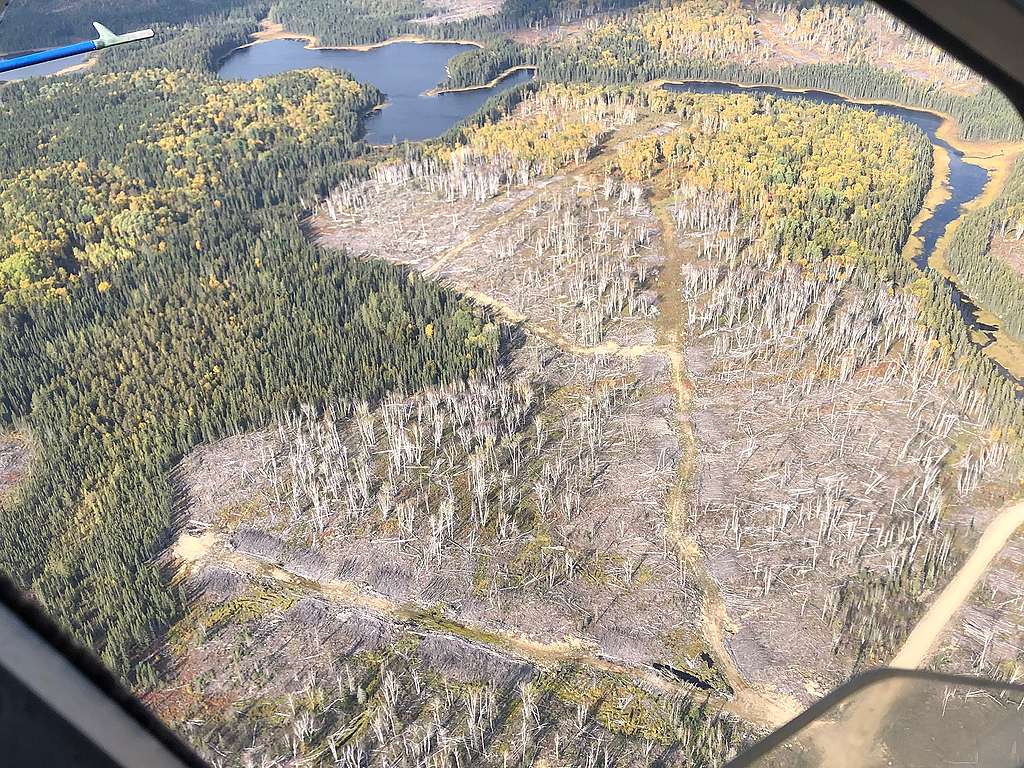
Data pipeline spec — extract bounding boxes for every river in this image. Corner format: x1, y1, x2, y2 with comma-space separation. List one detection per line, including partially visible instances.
217, 39, 533, 144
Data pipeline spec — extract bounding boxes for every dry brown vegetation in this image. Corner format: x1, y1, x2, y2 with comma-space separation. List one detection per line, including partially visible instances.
989, 227, 1024, 279
0, 432, 30, 499
160, 84, 1024, 764
538, 0, 984, 95
676, 191, 1019, 700
154, 563, 741, 767
179, 343, 697, 666
752, 2, 982, 94
324, 171, 657, 348
931, 503, 1024, 682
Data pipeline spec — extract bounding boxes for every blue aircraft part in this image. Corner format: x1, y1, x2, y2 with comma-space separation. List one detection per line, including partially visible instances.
0, 40, 97, 74
0, 24, 153, 76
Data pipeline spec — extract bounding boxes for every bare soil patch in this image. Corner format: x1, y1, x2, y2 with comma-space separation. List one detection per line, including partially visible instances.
411, 0, 502, 25
160, 89, 1024, 761
989, 230, 1024, 279
0, 432, 30, 498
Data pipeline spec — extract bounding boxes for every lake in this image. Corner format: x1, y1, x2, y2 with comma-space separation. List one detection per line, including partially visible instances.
217, 38, 534, 144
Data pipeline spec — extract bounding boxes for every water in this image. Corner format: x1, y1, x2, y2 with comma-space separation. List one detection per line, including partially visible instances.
0, 51, 90, 82
665, 82, 1015, 382
217, 39, 533, 144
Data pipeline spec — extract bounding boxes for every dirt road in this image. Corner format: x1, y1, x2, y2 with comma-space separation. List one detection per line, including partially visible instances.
891, 500, 1024, 668
173, 128, 803, 727
775, 501, 1024, 768
414, 99, 1024, 740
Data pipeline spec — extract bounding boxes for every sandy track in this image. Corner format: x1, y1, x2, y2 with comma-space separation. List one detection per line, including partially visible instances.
174, 491, 1024, 747
891, 500, 1024, 668
423, 115, 676, 280
778, 502, 1024, 768
403, 101, 1021, 741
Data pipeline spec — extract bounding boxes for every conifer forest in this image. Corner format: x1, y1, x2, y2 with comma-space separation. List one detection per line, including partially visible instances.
1, 0, 1024, 765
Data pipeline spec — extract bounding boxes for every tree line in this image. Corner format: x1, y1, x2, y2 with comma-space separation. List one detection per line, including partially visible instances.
440, 49, 1022, 143
440, 38, 531, 89
0, 57, 502, 685
617, 85, 1023, 433
21, 0, 1021, 149
538, 52, 1024, 142
623, 90, 933, 264
435, 0, 1023, 143
4, 0, 1022, 694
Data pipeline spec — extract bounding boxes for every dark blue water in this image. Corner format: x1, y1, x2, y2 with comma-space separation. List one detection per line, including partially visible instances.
0, 51, 90, 82
217, 39, 533, 144
665, 81, 1017, 383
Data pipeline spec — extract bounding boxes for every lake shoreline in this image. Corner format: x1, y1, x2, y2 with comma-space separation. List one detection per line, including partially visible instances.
653, 77, 1023, 171
227, 27, 1022, 181
220, 19, 483, 65
219, 34, 532, 144
901, 138, 952, 266
426, 65, 537, 96
216, 37, 1024, 376
226, 23, 537, 99
0, 51, 96, 83
51, 54, 97, 77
